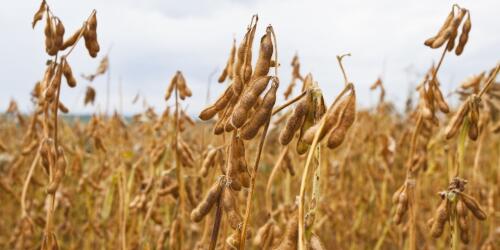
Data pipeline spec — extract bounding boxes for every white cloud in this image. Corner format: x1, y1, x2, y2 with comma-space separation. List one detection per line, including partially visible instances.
1, 0, 499, 115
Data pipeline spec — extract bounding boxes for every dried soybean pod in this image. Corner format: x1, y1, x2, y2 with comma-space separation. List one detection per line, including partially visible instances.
446, 8, 467, 51
231, 76, 272, 128
176, 71, 192, 99
218, 39, 236, 83
235, 138, 250, 188
200, 148, 218, 177
296, 91, 316, 154
431, 81, 449, 113
58, 102, 69, 113
273, 214, 298, 250
456, 11, 471, 55
54, 19, 65, 51
445, 99, 469, 139
232, 17, 256, 95
431, 199, 449, 238
424, 9, 454, 47
222, 188, 242, 229
164, 73, 177, 101
46, 147, 66, 194
199, 86, 234, 120
279, 96, 308, 145
468, 99, 479, 140
191, 181, 223, 222
327, 89, 356, 149
44, 12, 55, 55
241, 18, 258, 84
393, 190, 408, 225
457, 200, 470, 244
431, 28, 452, 49
83, 11, 100, 57
32, 0, 46, 29
252, 26, 273, 80
460, 193, 486, 220
60, 27, 82, 50
62, 58, 77, 87
240, 79, 279, 140
44, 63, 63, 102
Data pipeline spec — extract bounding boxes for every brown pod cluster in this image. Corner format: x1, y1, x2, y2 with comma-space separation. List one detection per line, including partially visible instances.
165, 71, 191, 101
424, 6, 471, 53
430, 177, 487, 241
190, 180, 223, 222
326, 89, 356, 149
231, 76, 272, 128
392, 185, 409, 225
83, 11, 100, 58
279, 94, 309, 145
46, 147, 66, 194
218, 39, 236, 83
240, 79, 279, 140
445, 95, 480, 140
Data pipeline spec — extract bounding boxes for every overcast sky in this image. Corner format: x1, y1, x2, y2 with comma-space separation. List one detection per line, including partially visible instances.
1, 0, 499, 115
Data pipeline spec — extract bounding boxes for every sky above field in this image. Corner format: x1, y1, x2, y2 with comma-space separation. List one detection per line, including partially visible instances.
1, 0, 499, 115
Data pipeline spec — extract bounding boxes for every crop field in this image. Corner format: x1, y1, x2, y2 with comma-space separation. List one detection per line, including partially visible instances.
0, 1, 499, 250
